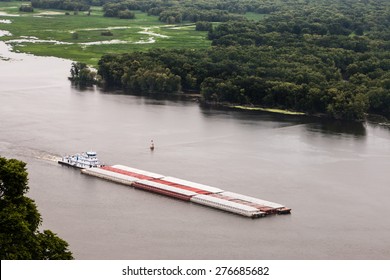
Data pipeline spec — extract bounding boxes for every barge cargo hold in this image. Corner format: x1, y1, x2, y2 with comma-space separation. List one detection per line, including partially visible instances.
80, 164, 291, 218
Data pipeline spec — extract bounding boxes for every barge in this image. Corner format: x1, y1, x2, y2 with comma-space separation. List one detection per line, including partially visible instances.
79, 165, 291, 218
59, 151, 290, 218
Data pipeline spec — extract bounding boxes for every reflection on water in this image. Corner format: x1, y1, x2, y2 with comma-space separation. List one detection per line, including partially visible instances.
201, 104, 367, 138
307, 119, 366, 138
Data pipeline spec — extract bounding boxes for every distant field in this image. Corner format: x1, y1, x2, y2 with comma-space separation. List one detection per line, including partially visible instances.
0, 3, 211, 65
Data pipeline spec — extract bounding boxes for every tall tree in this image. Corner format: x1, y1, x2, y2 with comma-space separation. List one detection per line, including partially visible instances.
0, 157, 73, 260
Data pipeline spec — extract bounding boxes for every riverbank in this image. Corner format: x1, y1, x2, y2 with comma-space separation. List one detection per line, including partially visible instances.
229, 105, 306, 116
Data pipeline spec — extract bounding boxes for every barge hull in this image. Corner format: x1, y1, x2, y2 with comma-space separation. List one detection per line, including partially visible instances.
81, 168, 138, 186
58, 160, 84, 169
190, 195, 266, 218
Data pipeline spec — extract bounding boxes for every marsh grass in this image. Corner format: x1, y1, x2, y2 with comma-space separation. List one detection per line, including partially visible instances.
0, 3, 211, 65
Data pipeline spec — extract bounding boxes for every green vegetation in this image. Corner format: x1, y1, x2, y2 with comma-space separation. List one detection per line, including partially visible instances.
69, 61, 97, 86
19, 4, 34, 12
0, 156, 73, 259
95, 0, 390, 121
1, 0, 390, 121
31, 0, 90, 12
0, 2, 211, 65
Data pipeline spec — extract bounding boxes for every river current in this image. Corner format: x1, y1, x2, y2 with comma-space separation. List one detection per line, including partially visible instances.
1, 42, 390, 259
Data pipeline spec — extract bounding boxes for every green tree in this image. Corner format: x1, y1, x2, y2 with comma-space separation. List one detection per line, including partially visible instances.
69, 62, 97, 87
0, 158, 29, 199
0, 157, 73, 260
118, 9, 135, 19
19, 5, 34, 12
195, 21, 212, 32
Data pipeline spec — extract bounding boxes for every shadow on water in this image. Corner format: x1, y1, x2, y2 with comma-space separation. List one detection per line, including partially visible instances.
200, 103, 367, 138
306, 119, 366, 138
98, 87, 199, 107
200, 103, 308, 123
76, 82, 368, 138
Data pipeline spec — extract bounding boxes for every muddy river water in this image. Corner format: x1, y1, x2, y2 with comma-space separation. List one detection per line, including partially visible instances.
1, 42, 390, 259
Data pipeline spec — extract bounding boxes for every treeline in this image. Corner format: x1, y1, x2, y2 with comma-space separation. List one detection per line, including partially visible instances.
31, 0, 91, 11
0, 157, 73, 259
26, 0, 268, 22
96, 0, 390, 120
97, 47, 372, 120
101, 0, 247, 23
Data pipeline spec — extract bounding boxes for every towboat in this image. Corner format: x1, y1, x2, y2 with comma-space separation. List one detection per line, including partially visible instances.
58, 151, 103, 169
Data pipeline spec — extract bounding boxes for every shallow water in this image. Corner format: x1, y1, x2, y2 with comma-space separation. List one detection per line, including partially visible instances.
1, 42, 390, 259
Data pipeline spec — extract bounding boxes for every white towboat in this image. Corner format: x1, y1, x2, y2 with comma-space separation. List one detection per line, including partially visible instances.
58, 151, 103, 169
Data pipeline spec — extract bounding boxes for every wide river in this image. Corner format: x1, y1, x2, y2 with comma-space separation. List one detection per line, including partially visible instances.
1, 42, 390, 260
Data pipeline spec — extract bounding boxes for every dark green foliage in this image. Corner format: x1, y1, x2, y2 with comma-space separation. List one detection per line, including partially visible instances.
98, 52, 181, 93
94, 0, 390, 120
0, 157, 28, 199
0, 157, 73, 260
195, 21, 212, 32
69, 62, 97, 87
102, 0, 246, 22
19, 4, 34, 12
118, 9, 135, 19
36, 230, 73, 260
31, 0, 90, 11
101, 30, 113, 36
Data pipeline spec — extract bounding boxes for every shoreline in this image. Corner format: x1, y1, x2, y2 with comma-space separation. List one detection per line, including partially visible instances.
228, 105, 306, 116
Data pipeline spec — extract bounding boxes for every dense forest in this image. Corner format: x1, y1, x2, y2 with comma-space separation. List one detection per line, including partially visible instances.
93, 0, 390, 120
16, 0, 390, 120
0, 157, 73, 259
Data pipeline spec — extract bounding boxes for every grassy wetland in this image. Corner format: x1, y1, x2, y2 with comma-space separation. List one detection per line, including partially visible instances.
0, 2, 210, 65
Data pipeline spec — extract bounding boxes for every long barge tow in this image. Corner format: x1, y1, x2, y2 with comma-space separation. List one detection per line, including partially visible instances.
59, 152, 291, 218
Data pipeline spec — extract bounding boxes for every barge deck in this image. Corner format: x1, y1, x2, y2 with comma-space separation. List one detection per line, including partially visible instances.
81, 165, 291, 218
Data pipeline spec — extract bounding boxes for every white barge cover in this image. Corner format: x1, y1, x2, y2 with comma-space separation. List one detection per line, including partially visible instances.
221, 191, 285, 209
191, 194, 265, 217
161, 176, 223, 194
112, 165, 164, 179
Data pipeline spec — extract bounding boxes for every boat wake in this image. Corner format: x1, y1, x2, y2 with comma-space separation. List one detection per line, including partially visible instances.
20, 147, 61, 162
33, 151, 61, 162
0, 142, 61, 163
